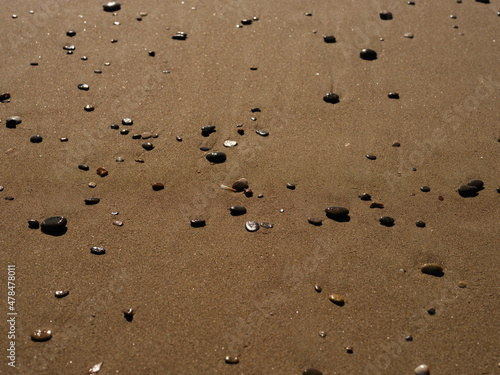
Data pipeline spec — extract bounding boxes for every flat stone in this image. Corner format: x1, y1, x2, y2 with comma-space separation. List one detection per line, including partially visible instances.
370, 202, 384, 208
323, 35, 336, 43
404, 32, 414, 38
41, 216, 67, 234
329, 294, 345, 306
379, 216, 395, 226
152, 182, 164, 191
206, 152, 226, 163
366, 154, 377, 160
261, 222, 273, 228
0, 92, 11, 102
28, 220, 40, 229
6, 116, 21, 128
103, 2, 121, 12
223, 140, 238, 147
141, 132, 152, 139
113, 220, 123, 226
388, 92, 399, 99
85, 197, 100, 205
303, 369, 323, 375
467, 179, 484, 189
172, 31, 187, 40
225, 356, 239, 364
308, 217, 322, 226
190, 218, 206, 227
31, 329, 52, 341
416, 220, 426, 228
256, 130, 269, 136
122, 118, 133, 125
359, 193, 371, 201
421, 263, 444, 277
458, 185, 478, 197
420, 186, 430, 192
380, 10, 393, 20
325, 206, 349, 219
245, 221, 259, 232
78, 83, 89, 90
78, 164, 90, 171
91, 246, 106, 255
30, 135, 43, 143
229, 206, 246, 215
96, 166, 108, 177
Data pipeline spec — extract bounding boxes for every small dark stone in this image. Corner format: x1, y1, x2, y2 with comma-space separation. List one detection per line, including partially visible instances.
132, 134, 141, 139
0, 92, 11, 102
111, 39, 118, 43
366, 154, 377, 160
30, 135, 43, 143
41, 216, 67, 235
308, 217, 323, 226
120, 129, 129, 135
199, 146, 210, 151
28, 220, 40, 229
84, 105, 94, 112
229, 206, 247, 216
251, 107, 261, 113
176, 136, 182, 141
4, 196, 14, 201
94, 69, 102, 74
30, 62, 39, 66
60, 137, 68, 142
85, 197, 100, 205
379, 216, 395, 226
55, 290, 69, 298
359, 193, 372, 201
152, 182, 164, 191
420, 186, 430, 192
427, 307, 436, 315
408, 1, 415, 4
392, 142, 400, 147
66, 30, 76, 37
416, 220, 426, 228
467, 179, 484, 190
303, 369, 322, 375
111, 124, 119, 129
142, 142, 154, 151
6, 116, 22, 128
31, 329, 52, 342
172, 31, 187, 40
206, 151, 226, 163
458, 185, 478, 197
244, 188, 253, 197
421, 264, 444, 277
370, 202, 384, 208
78, 164, 90, 171
191, 218, 205, 227
475, 0, 490, 3
124, 308, 134, 322
103, 2, 121, 12
325, 207, 349, 220
323, 35, 336, 43
256, 130, 269, 136
380, 10, 393, 20
78, 83, 89, 90
148, 51, 155, 57
360, 49, 377, 60
241, 19, 252, 25
232, 178, 249, 192
345, 346, 354, 354
287, 183, 296, 190
225, 356, 239, 364
314, 285, 322, 293
405, 335, 413, 341
388, 92, 399, 99
237, 129, 244, 135
323, 92, 339, 104
90, 246, 105, 255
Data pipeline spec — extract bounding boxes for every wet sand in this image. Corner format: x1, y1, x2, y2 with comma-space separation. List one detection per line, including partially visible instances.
1, 1, 499, 374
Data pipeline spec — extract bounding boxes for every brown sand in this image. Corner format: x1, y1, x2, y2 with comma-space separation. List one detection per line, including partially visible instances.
1, 1, 499, 374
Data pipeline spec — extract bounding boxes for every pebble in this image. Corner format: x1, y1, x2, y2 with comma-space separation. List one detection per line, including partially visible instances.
94, 69, 102, 74
232, 178, 249, 191
323, 92, 339, 104
261, 222, 273, 229
345, 346, 354, 353
111, 211, 119, 215
31, 329, 52, 342
152, 182, 164, 191
256, 130, 269, 136
244, 188, 253, 197
97, 167, 108, 177
388, 92, 399, 99
88, 182, 97, 188
370, 202, 384, 208
287, 183, 296, 190
315, 285, 322, 293
420, 186, 430, 192
329, 294, 345, 306
84, 105, 94, 112
229, 206, 246, 215
251, 107, 261, 113
148, 51, 155, 57
6, 116, 22, 128
63, 45, 75, 51
323, 35, 336, 43
366, 154, 377, 160
190, 218, 206, 227
200, 146, 210, 151
416, 220, 426, 228
223, 140, 238, 147
359, 193, 371, 201
60, 137, 68, 142
122, 118, 133, 125
142, 142, 154, 151
325, 206, 349, 220
0, 186, 3, 191
414, 364, 430, 375
458, 185, 478, 197
123, 308, 134, 321
0, 92, 11, 102
55, 290, 69, 298
241, 19, 252, 25
467, 179, 484, 190
103, 2, 121, 12
78, 164, 90, 171
111, 124, 119, 129
85, 197, 100, 205
404, 33, 414, 39
303, 369, 322, 375
308, 217, 323, 226
78, 83, 89, 90
27, 219, 40, 229
113, 220, 123, 226
406, 335, 413, 341
66, 30, 76, 37
319, 331, 327, 338
427, 307, 436, 315
132, 133, 140, 139
172, 31, 187, 40
458, 281, 467, 288
380, 10, 393, 20
206, 152, 226, 163
115, 157, 124, 162
245, 221, 260, 232
90, 246, 106, 255
41, 216, 67, 234
176, 136, 182, 142
225, 356, 239, 364
141, 132, 152, 139
392, 142, 401, 147
421, 263, 444, 277
30, 135, 43, 143
360, 49, 377, 60
379, 216, 395, 226
4, 196, 14, 201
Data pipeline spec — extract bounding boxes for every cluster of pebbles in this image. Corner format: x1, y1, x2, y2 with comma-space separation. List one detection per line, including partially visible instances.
1, 1, 497, 374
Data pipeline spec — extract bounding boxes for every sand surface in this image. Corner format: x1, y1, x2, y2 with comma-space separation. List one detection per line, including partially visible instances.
1, 1, 499, 374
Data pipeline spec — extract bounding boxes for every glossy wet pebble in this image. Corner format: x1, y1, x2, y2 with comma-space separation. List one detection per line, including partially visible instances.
28, 219, 40, 229
325, 206, 349, 219
360, 49, 377, 60
78, 83, 89, 90
229, 206, 246, 215
0, 92, 11, 102
91, 246, 105, 255
421, 263, 444, 277
380, 10, 393, 20
225, 356, 239, 364
85, 197, 100, 205
245, 221, 259, 232
78, 164, 89, 171
6, 116, 22, 128
223, 140, 237, 147
142, 142, 154, 150
256, 130, 269, 136
379, 216, 395, 226
329, 294, 345, 306
388, 92, 399, 99
190, 218, 205, 227
458, 184, 478, 197
359, 193, 371, 201
366, 154, 376, 160
30, 135, 43, 143
103, 2, 121, 12
84, 105, 94, 112
31, 329, 52, 342
323, 92, 339, 104
414, 364, 430, 375
416, 220, 426, 227
206, 152, 226, 163
41, 216, 67, 234
420, 186, 430, 192
55, 290, 69, 298
323, 35, 336, 43
308, 217, 322, 226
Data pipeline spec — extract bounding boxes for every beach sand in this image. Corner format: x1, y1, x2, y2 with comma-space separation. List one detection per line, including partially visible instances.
1, 1, 499, 374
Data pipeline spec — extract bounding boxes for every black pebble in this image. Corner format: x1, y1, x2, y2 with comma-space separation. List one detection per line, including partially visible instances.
85, 197, 100, 205
380, 10, 393, 20
416, 220, 426, 228
142, 142, 154, 150
120, 129, 129, 135
475, 0, 489, 3
206, 152, 226, 163
4, 196, 14, 201
6, 116, 22, 128
323, 35, 336, 43
66, 30, 76, 37
148, 51, 155, 57
78, 83, 89, 90
366, 154, 377, 160
55, 290, 69, 298
30, 135, 43, 143
84, 105, 94, 112
201, 125, 216, 136
251, 107, 261, 113
78, 164, 90, 171
359, 193, 371, 201
0, 92, 11, 102
132, 134, 141, 139
458, 185, 478, 197
110, 124, 119, 130
405, 335, 413, 341
41, 216, 67, 235
176, 136, 182, 142
287, 183, 296, 190
241, 19, 252, 25
392, 142, 401, 147
420, 186, 430, 192
91, 246, 106, 255
229, 206, 247, 216
467, 179, 484, 190
190, 218, 206, 227
325, 207, 350, 221
124, 309, 134, 322
388, 92, 399, 99
379, 216, 395, 226
360, 49, 377, 60
323, 92, 339, 104
172, 31, 187, 40
103, 2, 121, 12
28, 220, 40, 229
427, 307, 436, 315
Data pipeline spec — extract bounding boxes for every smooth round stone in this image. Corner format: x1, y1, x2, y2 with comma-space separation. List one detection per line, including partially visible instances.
152, 182, 164, 191
467, 179, 484, 189
66, 30, 76, 37
458, 185, 478, 197
392, 142, 401, 147
414, 364, 430, 375
325, 206, 349, 219
308, 217, 323, 226
94, 69, 102, 73
405, 335, 413, 341
244, 188, 253, 197
0, 186, 3, 191
329, 294, 345, 306
323, 92, 339, 104
113, 220, 123, 226
379, 216, 395, 226
380, 10, 393, 20
41, 216, 67, 233
132, 134, 141, 139
303, 369, 322, 375
225, 356, 239, 364
190, 218, 206, 228
256, 130, 269, 136
172, 31, 187, 40
141, 132, 152, 139
366, 154, 377, 160
55, 290, 69, 298
229, 206, 246, 215
122, 118, 133, 125
111, 124, 119, 129
223, 140, 238, 147
201, 125, 215, 135
388, 92, 399, 99
31, 329, 52, 342
232, 178, 249, 192
359, 193, 371, 201
421, 263, 444, 277
88, 182, 97, 188
60, 137, 68, 142
0, 92, 11, 102
245, 221, 259, 232
142, 142, 154, 151
427, 307, 436, 315
360, 48, 377, 60
176, 136, 182, 142
28, 220, 40, 229
84, 105, 94, 112
251, 107, 261, 113
416, 220, 426, 228
345, 346, 354, 353
85, 197, 100, 205
6, 116, 22, 128
78, 83, 89, 90
78, 164, 90, 171
81, 56, 87, 60
4, 196, 14, 201
323, 35, 336, 43
315, 285, 322, 293
206, 152, 226, 163
200, 146, 210, 151
261, 222, 273, 229
91, 246, 105, 255
30, 135, 43, 143
148, 51, 155, 57
420, 186, 430, 192
370, 202, 384, 208
458, 281, 467, 288
319, 331, 327, 338
286, 183, 295, 190
404, 32, 414, 39
241, 18, 252, 25
103, 2, 121, 12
